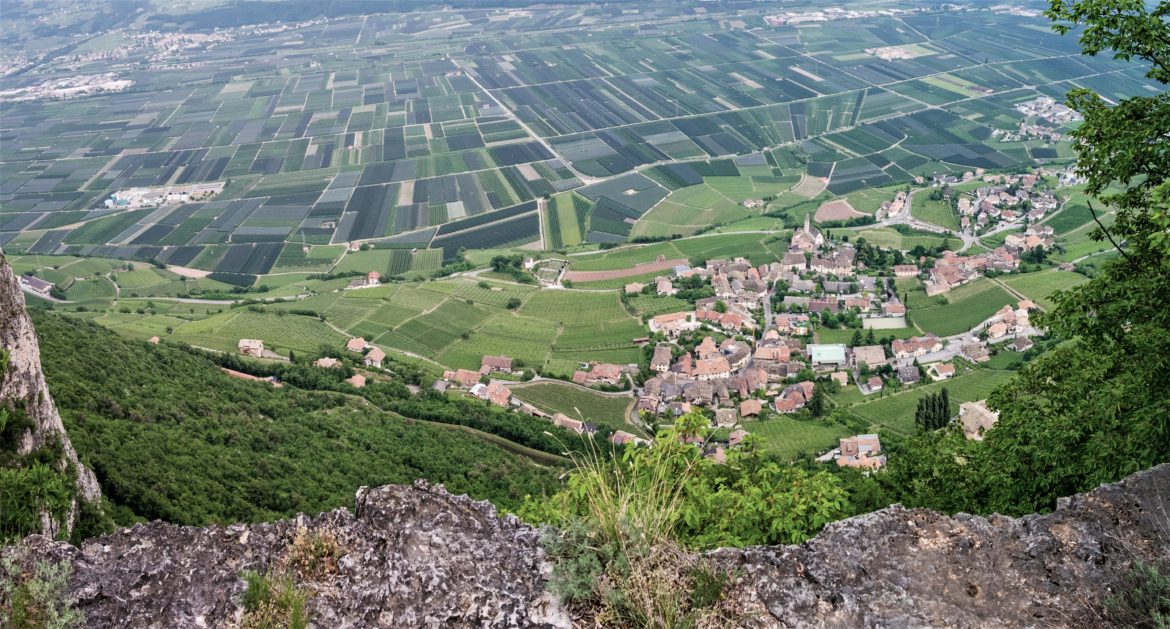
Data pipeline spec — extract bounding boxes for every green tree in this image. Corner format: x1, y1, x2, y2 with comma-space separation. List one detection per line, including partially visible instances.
808, 384, 826, 418
887, 2, 1170, 516
1046, 0, 1170, 250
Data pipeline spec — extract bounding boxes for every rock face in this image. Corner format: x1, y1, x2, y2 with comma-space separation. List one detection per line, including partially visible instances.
5, 464, 1167, 628
11, 480, 568, 628
0, 253, 101, 537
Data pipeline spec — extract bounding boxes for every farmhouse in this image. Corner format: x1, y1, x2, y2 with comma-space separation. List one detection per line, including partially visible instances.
610, 430, 646, 447
891, 334, 942, 358
739, 399, 762, 418
728, 429, 750, 447
573, 363, 623, 386
962, 343, 991, 363
444, 368, 481, 388
552, 413, 587, 435
648, 311, 699, 337
346, 374, 366, 388
694, 357, 731, 381
960, 400, 1000, 440
836, 434, 886, 469
346, 337, 369, 353
18, 275, 53, 296
238, 339, 264, 357
650, 345, 673, 373
479, 382, 512, 408
927, 363, 956, 381
774, 313, 810, 335
480, 355, 514, 375
314, 357, 340, 369
896, 365, 921, 385
865, 376, 884, 393
893, 265, 919, 278
715, 408, 738, 428
364, 347, 386, 368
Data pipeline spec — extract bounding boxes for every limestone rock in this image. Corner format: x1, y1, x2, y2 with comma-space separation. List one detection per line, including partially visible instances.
5, 465, 1168, 627
0, 252, 101, 537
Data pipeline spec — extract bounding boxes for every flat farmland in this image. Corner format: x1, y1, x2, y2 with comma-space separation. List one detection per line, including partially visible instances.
520, 289, 631, 325
911, 194, 960, 230
853, 227, 953, 250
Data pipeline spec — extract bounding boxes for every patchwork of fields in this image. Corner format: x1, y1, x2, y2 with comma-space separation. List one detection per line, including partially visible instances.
2, 4, 1152, 283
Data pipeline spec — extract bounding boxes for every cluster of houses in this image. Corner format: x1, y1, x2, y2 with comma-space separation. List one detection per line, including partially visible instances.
992, 120, 1064, 143
345, 271, 381, 290
1013, 96, 1082, 125
874, 191, 910, 221
1004, 225, 1056, 252
984, 301, 1034, 342
817, 434, 887, 469
103, 182, 223, 209
956, 173, 1059, 232
923, 249, 1020, 296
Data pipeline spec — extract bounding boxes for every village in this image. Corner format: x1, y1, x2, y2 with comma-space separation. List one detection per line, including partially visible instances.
257, 209, 1041, 473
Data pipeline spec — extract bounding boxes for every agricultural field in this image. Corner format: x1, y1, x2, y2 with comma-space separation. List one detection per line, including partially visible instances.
1, 2, 1147, 272
907, 278, 1019, 336
509, 382, 636, 432
910, 194, 961, 230
848, 369, 1017, 434
999, 270, 1089, 311
747, 416, 852, 460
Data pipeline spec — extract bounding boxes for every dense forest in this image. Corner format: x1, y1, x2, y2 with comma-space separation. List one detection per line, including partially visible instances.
31, 313, 559, 527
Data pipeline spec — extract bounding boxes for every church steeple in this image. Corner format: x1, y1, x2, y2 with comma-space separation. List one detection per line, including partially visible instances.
804, 212, 811, 232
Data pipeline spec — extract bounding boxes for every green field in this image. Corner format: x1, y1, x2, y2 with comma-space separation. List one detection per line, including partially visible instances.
171, 310, 348, 355
848, 369, 1016, 434
999, 270, 1088, 311
748, 416, 851, 460
815, 326, 919, 344
510, 381, 636, 432
850, 227, 954, 251
521, 290, 631, 325
632, 183, 751, 238
911, 194, 961, 230
908, 278, 1018, 336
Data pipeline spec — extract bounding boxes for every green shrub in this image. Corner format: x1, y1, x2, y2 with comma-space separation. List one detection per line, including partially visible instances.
1101, 559, 1170, 628
240, 571, 307, 629
0, 552, 83, 628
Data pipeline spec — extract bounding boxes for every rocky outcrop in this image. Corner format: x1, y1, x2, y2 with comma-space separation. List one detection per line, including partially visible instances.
5, 464, 1168, 628
0, 252, 101, 538
9, 480, 568, 628
712, 464, 1169, 627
